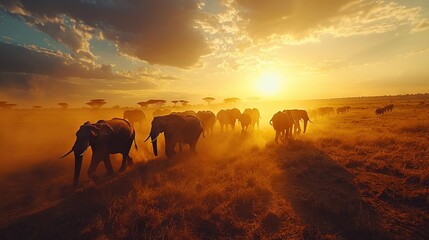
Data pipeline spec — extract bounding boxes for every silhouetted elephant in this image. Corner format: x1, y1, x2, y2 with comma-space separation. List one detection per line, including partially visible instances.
196, 110, 216, 135
146, 114, 203, 157
152, 108, 172, 117
375, 107, 385, 115
284, 109, 312, 134
385, 104, 394, 112
270, 111, 293, 143
337, 107, 346, 114
216, 108, 241, 131
238, 113, 251, 132
61, 118, 136, 187
123, 109, 145, 129
243, 108, 261, 129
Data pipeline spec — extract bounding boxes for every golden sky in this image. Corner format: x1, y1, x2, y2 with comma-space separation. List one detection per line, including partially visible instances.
0, 0, 428, 107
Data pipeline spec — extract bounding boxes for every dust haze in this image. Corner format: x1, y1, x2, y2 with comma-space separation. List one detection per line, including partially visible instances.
0, 95, 428, 239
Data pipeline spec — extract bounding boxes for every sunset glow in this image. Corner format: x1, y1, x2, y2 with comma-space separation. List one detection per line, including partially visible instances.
0, 0, 428, 107
255, 71, 283, 97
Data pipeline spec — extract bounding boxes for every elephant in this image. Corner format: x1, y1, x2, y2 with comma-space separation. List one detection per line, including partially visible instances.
238, 113, 251, 132
385, 104, 394, 112
153, 108, 172, 118
243, 108, 261, 129
145, 114, 203, 158
317, 107, 335, 117
123, 109, 145, 129
337, 107, 347, 114
216, 108, 241, 131
270, 111, 293, 143
284, 109, 312, 134
196, 110, 216, 135
60, 118, 137, 187
375, 107, 385, 115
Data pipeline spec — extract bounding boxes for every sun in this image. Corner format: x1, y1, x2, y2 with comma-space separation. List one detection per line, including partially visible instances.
255, 71, 283, 96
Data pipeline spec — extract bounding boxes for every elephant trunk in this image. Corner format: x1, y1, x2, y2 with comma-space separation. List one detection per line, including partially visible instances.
73, 152, 83, 187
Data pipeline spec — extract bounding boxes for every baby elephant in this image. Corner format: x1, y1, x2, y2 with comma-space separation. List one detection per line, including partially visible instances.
61, 118, 137, 187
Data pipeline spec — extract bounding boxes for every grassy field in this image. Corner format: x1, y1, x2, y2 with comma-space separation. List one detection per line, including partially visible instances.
0, 97, 428, 239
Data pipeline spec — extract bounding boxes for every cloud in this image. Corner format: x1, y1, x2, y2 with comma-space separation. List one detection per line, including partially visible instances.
231, 0, 428, 41
412, 20, 429, 32
0, 0, 211, 68
0, 42, 118, 79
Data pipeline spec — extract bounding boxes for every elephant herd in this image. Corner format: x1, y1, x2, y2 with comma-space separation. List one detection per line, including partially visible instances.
61, 107, 311, 187
269, 109, 312, 143
375, 104, 394, 115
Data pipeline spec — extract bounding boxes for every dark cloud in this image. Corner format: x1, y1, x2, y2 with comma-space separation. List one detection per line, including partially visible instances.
0, 42, 118, 79
0, 0, 211, 68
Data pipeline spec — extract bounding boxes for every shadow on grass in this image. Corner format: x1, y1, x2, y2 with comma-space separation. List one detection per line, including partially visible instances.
271, 139, 389, 240
0, 155, 181, 240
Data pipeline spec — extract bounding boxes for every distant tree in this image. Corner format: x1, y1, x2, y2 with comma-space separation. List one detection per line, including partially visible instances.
33, 105, 42, 109
146, 99, 166, 108
171, 100, 179, 106
224, 97, 240, 104
0, 102, 17, 109
203, 97, 215, 105
0, 101, 7, 109
86, 99, 107, 109
58, 102, 69, 109
179, 100, 189, 106
137, 101, 150, 109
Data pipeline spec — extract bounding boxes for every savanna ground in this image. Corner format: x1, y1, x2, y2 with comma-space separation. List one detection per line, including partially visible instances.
0, 96, 428, 239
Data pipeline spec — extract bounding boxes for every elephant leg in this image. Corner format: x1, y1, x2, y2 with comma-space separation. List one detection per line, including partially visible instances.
88, 155, 100, 181
275, 131, 279, 143
165, 137, 176, 157
103, 154, 114, 176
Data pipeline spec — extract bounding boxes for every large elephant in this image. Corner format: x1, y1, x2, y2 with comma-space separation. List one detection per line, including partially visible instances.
284, 109, 312, 134
270, 111, 293, 143
238, 113, 251, 132
196, 110, 216, 135
243, 108, 261, 129
61, 118, 136, 187
216, 108, 241, 131
146, 114, 203, 157
123, 109, 145, 129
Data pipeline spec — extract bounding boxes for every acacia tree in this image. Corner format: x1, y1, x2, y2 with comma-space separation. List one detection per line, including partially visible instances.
58, 102, 69, 109
179, 100, 189, 106
224, 97, 240, 105
86, 99, 107, 109
33, 105, 42, 109
202, 97, 215, 105
137, 101, 150, 109
171, 100, 179, 106
0, 102, 17, 109
146, 99, 166, 108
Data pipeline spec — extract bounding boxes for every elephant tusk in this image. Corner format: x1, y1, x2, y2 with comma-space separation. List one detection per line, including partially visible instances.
151, 135, 159, 143
79, 148, 88, 157
59, 149, 73, 159
144, 135, 151, 142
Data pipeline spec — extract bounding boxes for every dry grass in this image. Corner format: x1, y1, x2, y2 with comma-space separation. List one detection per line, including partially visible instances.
0, 99, 428, 239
